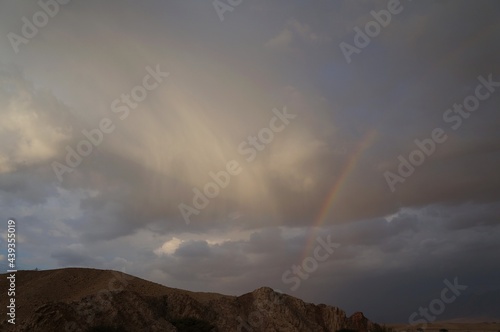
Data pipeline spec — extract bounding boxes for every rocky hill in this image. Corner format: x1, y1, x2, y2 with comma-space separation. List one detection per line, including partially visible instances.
0, 268, 377, 332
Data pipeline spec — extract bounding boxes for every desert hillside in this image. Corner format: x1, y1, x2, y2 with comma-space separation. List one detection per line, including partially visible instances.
0, 268, 377, 332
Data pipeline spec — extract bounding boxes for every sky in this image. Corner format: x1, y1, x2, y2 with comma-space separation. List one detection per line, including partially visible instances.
0, 0, 500, 323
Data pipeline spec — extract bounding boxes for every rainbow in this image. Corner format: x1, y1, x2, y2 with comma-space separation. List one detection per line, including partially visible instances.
296, 22, 493, 261
300, 129, 378, 260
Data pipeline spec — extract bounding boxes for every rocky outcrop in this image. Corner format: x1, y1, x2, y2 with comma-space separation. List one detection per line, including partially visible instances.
0, 268, 376, 332
347, 311, 376, 332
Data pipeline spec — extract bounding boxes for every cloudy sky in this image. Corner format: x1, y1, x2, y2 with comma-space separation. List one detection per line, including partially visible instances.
1, 0, 500, 323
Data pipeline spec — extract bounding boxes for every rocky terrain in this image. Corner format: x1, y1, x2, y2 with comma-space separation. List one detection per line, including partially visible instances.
0, 268, 378, 332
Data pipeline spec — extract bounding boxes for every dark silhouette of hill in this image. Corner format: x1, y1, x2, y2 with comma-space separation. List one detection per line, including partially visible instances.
0, 268, 377, 332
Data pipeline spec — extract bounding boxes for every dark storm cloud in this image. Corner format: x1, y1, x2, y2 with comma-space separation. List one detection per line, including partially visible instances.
2, 0, 499, 233
174, 240, 211, 258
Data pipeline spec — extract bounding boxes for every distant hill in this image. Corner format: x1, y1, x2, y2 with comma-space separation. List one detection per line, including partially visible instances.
0, 268, 378, 331
388, 321, 500, 332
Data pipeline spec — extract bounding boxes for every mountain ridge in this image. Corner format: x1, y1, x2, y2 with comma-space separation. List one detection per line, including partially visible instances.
0, 267, 377, 332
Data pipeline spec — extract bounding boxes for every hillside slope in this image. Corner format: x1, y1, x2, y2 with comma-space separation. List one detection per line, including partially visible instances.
0, 268, 375, 332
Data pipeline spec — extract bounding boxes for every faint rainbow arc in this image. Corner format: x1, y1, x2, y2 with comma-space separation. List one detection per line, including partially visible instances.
300, 130, 378, 260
